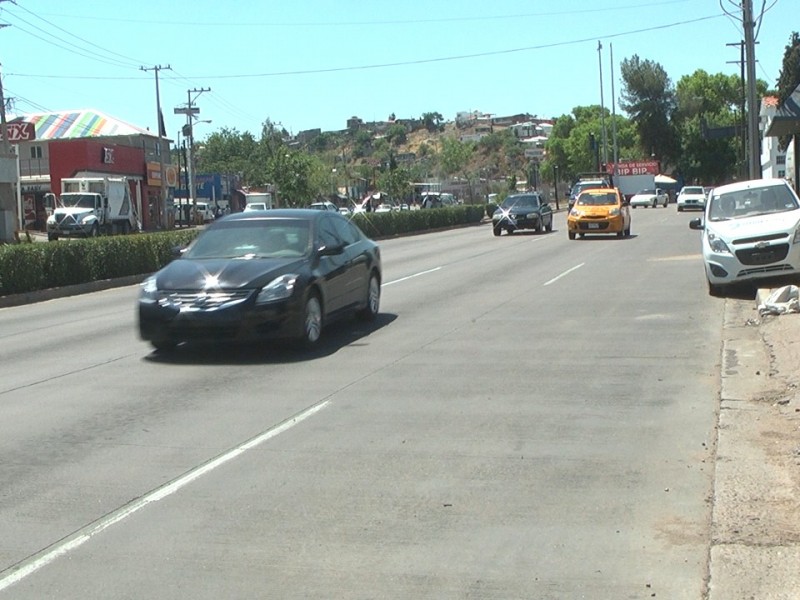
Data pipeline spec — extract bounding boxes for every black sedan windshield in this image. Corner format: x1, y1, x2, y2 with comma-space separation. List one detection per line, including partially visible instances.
501, 195, 539, 209
184, 219, 311, 259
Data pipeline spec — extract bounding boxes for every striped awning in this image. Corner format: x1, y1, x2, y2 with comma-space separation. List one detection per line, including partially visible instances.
9, 109, 156, 140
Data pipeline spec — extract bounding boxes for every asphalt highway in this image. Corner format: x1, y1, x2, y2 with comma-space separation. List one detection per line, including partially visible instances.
0, 206, 727, 598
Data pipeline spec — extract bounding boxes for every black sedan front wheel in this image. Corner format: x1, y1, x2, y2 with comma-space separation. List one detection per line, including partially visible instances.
493, 224, 502, 236
299, 293, 323, 349
358, 273, 380, 321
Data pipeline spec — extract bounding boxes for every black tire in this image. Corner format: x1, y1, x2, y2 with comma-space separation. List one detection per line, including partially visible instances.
47, 233, 58, 242
617, 230, 624, 238
298, 293, 323, 349
708, 281, 724, 297
568, 231, 576, 240
90, 223, 100, 238
545, 216, 552, 232
677, 206, 683, 212
493, 225, 502, 236
358, 273, 380, 321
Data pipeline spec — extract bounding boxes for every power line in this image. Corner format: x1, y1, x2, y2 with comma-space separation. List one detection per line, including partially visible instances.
7, 1, 149, 68
7, 14, 726, 82
38, 0, 697, 28
0, 11, 142, 70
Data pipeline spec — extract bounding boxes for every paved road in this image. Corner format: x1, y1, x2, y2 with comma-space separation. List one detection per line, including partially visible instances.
1, 207, 728, 598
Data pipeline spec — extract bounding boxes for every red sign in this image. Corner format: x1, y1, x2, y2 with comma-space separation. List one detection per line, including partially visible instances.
607, 160, 659, 176
2, 122, 36, 142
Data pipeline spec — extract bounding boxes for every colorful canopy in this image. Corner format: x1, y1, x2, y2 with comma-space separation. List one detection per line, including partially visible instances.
8, 109, 155, 140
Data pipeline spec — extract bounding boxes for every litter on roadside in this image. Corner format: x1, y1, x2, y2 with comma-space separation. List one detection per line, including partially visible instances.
757, 285, 800, 316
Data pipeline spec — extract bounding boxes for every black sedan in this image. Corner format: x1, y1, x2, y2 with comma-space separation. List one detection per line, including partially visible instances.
492, 192, 553, 236
138, 209, 381, 351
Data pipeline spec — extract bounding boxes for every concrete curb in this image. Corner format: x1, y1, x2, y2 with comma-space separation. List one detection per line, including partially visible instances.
0, 275, 146, 309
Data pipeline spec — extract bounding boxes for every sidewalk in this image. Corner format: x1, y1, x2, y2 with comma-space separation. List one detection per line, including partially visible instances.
710, 293, 800, 598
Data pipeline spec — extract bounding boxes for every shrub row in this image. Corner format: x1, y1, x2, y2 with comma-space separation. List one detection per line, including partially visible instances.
0, 206, 485, 297
0, 230, 198, 296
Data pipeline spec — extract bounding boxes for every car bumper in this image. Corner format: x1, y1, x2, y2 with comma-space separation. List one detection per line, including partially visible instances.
568, 216, 625, 233
703, 241, 800, 286
493, 215, 545, 230
678, 201, 705, 210
138, 297, 304, 346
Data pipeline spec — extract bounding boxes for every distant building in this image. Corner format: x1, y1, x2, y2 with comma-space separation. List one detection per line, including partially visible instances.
10, 109, 172, 231
760, 96, 787, 179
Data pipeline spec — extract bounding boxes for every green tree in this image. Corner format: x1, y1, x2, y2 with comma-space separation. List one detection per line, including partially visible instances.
775, 32, 800, 150
198, 128, 264, 185
385, 123, 408, 146
421, 111, 444, 132
377, 167, 411, 202
619, 55, 678, 166
673, 70, 743, 183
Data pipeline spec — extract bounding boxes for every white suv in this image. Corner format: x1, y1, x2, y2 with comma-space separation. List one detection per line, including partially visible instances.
677, 186, 706, 212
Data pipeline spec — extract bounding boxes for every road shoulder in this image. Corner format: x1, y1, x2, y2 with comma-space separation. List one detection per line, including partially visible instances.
710, 297, 800, 599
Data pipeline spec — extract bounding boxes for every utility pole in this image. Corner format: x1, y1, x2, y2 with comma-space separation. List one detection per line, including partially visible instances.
727, 41, 748, 179
597, 41, 609, 170
0, 20, 19, 242
175, 87, 210, 216
609, 43, 619, 185
742, 0, 760, 179
140, 64, 171, 228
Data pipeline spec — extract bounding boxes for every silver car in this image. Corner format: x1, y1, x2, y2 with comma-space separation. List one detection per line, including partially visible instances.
689, 179, 800, 296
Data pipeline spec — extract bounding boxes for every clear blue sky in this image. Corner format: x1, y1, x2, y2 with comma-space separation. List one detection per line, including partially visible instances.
1, 0, 796, 140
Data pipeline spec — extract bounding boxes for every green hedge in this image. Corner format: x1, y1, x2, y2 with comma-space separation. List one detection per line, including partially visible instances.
351, 205, 485, 238
0, 230, 198, 296
0, 206, 485, 297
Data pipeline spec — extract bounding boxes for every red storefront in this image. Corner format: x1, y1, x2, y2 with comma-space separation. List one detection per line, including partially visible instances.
48, 139, 163, 231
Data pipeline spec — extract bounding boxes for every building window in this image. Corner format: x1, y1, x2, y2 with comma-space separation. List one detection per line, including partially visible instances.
778, 170, 785, 178
30, 145, 42, 159
777, 155, 786, 165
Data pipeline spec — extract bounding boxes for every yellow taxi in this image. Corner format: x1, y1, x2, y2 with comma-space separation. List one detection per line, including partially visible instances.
567, 187, 631, 239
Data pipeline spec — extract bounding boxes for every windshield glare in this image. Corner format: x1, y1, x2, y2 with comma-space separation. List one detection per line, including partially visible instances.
577, 192, 617, 206
708, 185, 798, 221
60, 194, 97, 209
683, 187, 704, 195
501, 195, 539, 209
185, 219, 311, 259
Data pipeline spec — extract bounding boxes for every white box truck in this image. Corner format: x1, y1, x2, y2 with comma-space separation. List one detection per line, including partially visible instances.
47, 177, 139, 241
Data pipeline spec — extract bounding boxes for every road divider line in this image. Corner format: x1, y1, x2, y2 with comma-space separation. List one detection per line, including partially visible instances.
0, 400, 331, 592
383, 266, 442, 287
544, 263, 585, 286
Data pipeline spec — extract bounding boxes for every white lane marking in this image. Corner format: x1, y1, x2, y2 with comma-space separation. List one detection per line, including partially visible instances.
0, 400, 331, 592
383, 266, 442, 287
544, 263, 585, 286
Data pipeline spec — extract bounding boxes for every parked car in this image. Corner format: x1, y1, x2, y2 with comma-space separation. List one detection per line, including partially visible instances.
138, 209, 382, 351
193, 202, 215, 223
308, 201, 339, 212
677, 186, 707, 212
567, 187, 631, 239
491, 192, 553, 236
689, 178, 800, 296
629, 188, 669, 208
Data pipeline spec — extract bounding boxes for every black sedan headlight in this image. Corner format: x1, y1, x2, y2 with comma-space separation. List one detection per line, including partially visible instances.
255, 274, 299, 304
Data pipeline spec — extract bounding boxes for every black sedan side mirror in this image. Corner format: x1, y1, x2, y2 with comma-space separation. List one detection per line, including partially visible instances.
318, 243, 345, 256
689, 218, 704, 230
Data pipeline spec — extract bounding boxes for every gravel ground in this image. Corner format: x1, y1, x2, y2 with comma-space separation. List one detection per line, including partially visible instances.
710, 293, 800, 599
